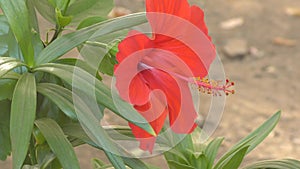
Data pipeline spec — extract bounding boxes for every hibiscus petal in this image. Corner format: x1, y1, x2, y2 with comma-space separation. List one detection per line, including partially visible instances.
129, 103, 168, 153
190, 6, 211, 41
141, 69, 198, 134
129, 73, 151, 105
115, 30, 152, 64
146, 0, 190, 19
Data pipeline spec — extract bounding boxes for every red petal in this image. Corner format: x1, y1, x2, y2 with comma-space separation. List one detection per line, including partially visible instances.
114, 31, 153, 103
146, 0, 190, 19
129, 73, 150, 105
190, 6, 211, 41
141, 69, 198, 133
129, 102, 168, 153
115, 30, 152, 64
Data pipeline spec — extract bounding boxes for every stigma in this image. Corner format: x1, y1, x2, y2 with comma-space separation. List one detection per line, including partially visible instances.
193, 77, 235, 96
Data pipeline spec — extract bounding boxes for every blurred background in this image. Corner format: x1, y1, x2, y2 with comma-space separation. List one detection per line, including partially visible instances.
1, 0, 300, 168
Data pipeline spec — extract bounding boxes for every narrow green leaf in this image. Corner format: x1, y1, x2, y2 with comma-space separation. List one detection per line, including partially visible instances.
26, 0, 40, 33
243, 159, 300, 169
122, 157, 150, 169
36, 12, 147, 65
204, 137, 224, 169
66, 0, 113, 25
37, 83, 77, 120
220, 146, 249, 169
10, 73, 36, 169
55, 8, 72, 27
214, 111, 281, 169
77, 16, 106, 30
99, 51, 118, 76
37, 83, 127, 168
55, 58, 102, 80
92, 158, 106, 168
0, 79, 17, 100
0, 57, 26, 78
0, 15, 9, 35
0, 100, 11, 160
22, 165, 39, 169
196, 154, 208, 169
31, 0, 56, 23
49, 0, 70, 12
70, 89, 127, 168
1, 71, 21, 80
0, 0, 35, 66
167, 160, 194, 169
235, 111, 281, 153
33, 63, 155, 136
35, 118, 80, 169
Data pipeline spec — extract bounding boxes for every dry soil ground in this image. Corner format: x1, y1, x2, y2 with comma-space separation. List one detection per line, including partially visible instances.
1, 0, 300, 168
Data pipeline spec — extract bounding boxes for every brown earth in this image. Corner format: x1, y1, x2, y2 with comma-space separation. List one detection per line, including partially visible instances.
1, 0, 300, 168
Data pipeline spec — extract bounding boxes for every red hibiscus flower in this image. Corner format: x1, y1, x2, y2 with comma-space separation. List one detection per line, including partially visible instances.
114, 0, 233, 153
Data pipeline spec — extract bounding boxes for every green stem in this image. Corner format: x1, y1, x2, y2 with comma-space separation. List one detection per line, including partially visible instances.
29, 136, 37, 165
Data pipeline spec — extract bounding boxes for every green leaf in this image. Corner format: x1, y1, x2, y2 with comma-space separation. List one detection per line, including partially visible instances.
26, 0, 40, 33
92, 158, 107, 168
122, 157, 150, 169
214, 111, 281, 169
36, 12, 147, 65
22, 165, 39, 169
49, 0, 70, 12
0, 57, 26, 78
35, 144, 56, 168
243, 159, 300, 169
0, 79, 16, 100
0, 0, 35, 66
55, 8, 72, 27
10, 73, 36, 169
0, 15, 9, 56
66, 0, 113, 25
204, 137, 224, 169
37, 82, 126, 168
37, 83, 77, 120
35, 118, 80, 169
33, 63, 155, 136
98, 46, 118, 76
219, 146, 249, 169
0, 100, 11, 161
0, 15, 9, 35
31, 0, 56, 23
196, 154, 208, 169
167, 160, 194, 169
65, 88, 127, 169
55, 58, 102, 80
235, 111, 281, 153
77, 16, 106, 30
1, 71, 21, 80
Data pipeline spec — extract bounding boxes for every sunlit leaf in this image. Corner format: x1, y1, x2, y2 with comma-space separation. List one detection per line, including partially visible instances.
0, 57, 26, 78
